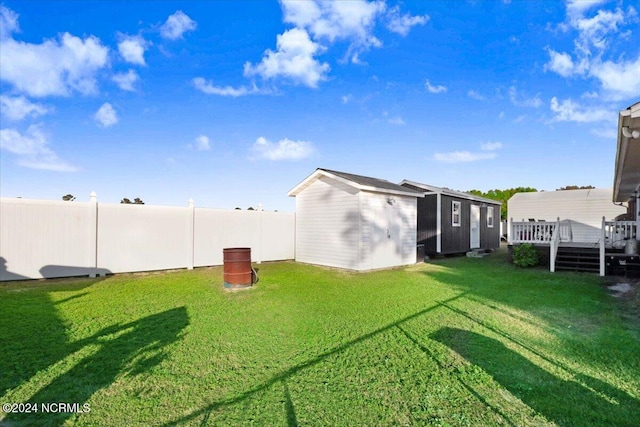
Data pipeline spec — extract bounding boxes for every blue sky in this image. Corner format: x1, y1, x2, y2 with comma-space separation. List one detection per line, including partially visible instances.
1, 0, 639, 211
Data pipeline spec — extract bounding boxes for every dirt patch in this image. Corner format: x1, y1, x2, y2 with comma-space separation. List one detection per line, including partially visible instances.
605, 276, 640, 334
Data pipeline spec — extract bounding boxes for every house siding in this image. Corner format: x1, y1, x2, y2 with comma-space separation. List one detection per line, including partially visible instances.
295, 175, 361, 269
507, 189, 626, 243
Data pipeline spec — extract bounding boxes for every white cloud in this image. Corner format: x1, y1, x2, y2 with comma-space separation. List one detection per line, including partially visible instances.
94, 103, 118, 127
0, 124, 76, 171
0, 31, 109, 97
498, 111, 505, 119
566, 0, 607, 19
112, 69, 139, 91
117, 34, 148, 65
434, 151, 496, 163
192, 135, 210, 151
590, 127, 616, 138
435, 142, 502, 163
236, 1, 423, 89
0, 95, 51, 121
0, 5, 19, 39
386, 6, 429, 36
387, 116, 405, 125
545, 3, 639, 100
252, 136, 314, 161
549, 97, 615, 123
244, 28, 330, 88
467, 90, 486, 101
160, 10, 197, 40
573, 8, 625, 53
481, 142, 503, 151
341, 94, 353, 104
509, 86, 542, 108
581, 91, 599, 99
425, 80, 447, 94
544, 49, 577, 76
281, 0, 385, 63
589, 56, 640, 101
192, 77, 257, 97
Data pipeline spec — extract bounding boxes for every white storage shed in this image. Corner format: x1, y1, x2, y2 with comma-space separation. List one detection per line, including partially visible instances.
507, 189, 626, 243
288, 168, 423, 271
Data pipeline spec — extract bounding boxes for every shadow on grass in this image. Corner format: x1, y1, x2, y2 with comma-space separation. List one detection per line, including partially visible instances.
3, 307, 189, 426
0, 274, 189, 427
159, 294, 465, 426
431, 327, 640, 426
0, 278, 106, 398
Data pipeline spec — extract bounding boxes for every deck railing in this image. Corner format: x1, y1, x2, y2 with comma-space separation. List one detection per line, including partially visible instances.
550, 218, 561, 273
600, 218, 637, 276
510, 218, 572, 244
603, 220, 637, 247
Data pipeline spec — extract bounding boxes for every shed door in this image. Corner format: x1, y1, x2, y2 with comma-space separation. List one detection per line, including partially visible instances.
372, 198, 400, 269
470, 204, 480, 249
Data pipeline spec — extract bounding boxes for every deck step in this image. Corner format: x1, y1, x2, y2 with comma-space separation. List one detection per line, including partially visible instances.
554, 247, 601, 273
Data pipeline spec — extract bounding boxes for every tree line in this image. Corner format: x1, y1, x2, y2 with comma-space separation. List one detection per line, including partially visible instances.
62, 195, 144, 204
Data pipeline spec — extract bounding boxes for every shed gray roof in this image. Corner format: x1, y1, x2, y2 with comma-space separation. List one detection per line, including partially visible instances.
400, 180, 502, 205
288, 168, 424, 197
318, 169, 423, 194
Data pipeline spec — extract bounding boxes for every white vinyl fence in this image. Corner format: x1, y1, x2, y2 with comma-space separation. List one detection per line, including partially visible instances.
0, 196, 294, 281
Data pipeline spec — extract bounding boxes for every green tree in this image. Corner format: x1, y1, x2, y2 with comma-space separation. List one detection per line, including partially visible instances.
121, 198, 145, 204
62, 194, 75, 201
467, 187, 538, 220
556, 185, 595, 191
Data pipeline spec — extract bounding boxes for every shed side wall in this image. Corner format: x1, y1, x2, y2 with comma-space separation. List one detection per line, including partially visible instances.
295, 176, 361, 270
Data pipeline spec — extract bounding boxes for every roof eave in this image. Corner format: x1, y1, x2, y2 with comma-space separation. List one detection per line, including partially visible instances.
289, 169, 423, 198
400, 179, 501, 205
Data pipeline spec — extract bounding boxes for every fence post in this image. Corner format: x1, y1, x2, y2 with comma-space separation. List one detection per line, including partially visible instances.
89, 192, 98, 278
257, 202, 263, 264
187, 199, 195, 270
600, 216, 606, 277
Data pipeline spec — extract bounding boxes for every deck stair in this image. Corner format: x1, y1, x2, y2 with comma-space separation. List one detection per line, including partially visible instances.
555, 246, 600, 273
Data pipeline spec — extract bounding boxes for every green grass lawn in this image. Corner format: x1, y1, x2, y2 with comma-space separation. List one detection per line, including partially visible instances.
1, 248, 639, 426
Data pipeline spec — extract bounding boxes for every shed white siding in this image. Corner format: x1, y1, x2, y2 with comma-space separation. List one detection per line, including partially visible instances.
295, 176, 361, 269
360, 192, 417, 270
508, 189, 626, 243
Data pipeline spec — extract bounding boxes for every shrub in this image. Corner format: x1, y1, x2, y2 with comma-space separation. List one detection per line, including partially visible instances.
513, 244, 539, 267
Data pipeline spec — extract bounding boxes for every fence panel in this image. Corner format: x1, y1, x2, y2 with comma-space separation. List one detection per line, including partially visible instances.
1, 198, 296, 281
97, 203, 191, 274
0, 198, 93, 280
193, 209, 261, 267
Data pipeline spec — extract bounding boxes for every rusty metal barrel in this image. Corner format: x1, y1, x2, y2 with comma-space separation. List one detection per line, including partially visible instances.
223, 248, 253, 289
